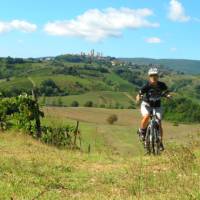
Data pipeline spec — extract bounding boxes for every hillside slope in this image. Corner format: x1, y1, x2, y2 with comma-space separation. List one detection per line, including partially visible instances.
119, 57, 200, 74
0, 105, 200, 199
1, 128, 200, 199
1, 54, 200, 113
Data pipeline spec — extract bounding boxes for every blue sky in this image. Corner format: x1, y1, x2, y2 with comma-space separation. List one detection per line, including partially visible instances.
0, 0, 199, 59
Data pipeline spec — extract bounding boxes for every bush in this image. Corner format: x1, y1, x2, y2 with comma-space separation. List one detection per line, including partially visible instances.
163, 97, 200, 123
100, 104, 106, 108
41, 125, 76, 147
84, 101, 93, 107
71, 101, 79, 107
0, 94, 44, 133
57, 97, 63, 107
39, 79, 65, 96
107, 114, 118, 125
173, 122, 179, 126
114, 102, 121, 109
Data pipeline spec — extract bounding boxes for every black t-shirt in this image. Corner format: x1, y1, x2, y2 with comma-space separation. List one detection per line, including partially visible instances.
139, 81, 168, 107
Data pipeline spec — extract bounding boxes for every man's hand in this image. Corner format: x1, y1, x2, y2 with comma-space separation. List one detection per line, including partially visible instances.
136, 94, 142, 104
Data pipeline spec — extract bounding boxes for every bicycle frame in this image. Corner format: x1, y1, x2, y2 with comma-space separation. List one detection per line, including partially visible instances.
150, 109, 161, 132
146, 108, 161, 155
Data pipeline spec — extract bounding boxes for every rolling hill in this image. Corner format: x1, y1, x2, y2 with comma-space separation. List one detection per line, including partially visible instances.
119, 57, 200, 74
1, 54, 200, 116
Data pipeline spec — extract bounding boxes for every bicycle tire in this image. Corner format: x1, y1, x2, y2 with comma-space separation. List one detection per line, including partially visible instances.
153, 127, 161, 155
151, 126, 156, 155
145, 126, 152, 154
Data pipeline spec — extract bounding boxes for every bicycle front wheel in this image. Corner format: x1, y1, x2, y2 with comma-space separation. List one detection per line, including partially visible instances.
145, 126, 152, 155
152, 128, 161, 155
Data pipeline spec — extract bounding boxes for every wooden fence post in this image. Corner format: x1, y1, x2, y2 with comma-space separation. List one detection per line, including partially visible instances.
73, 121, 80, 148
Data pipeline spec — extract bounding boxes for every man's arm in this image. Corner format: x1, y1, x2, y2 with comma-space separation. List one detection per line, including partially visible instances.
136, 84, 147, 103
136, 94, 142, 103
162, 83, 172, 99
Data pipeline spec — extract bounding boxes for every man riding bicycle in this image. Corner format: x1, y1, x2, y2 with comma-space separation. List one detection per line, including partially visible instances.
136, 68, 171, 151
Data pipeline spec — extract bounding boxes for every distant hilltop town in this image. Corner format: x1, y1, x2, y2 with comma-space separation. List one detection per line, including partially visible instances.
36, 49, 105, 62
80, 49, 103, 58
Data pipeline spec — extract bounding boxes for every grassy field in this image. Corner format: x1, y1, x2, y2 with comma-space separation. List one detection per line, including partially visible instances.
1, 107, 200, 199
42, 107, 200, 154
41, 91, 135, 108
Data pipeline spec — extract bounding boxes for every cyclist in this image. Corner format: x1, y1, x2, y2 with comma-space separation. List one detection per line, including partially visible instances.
136, 68, 171, 151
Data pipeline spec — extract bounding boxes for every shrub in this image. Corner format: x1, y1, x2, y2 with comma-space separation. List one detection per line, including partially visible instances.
41, 125, 76, 147
163, 97, 200, 123
0, 94, 44, 133
84, 101, 93, 107
115, 102, 120, 109
107, 114, 118, 125
173, 122, 179, 126
100, 104, 106, 108
57, 97, 63, 107
39, 79, 63, 96
71, 101, 79, 107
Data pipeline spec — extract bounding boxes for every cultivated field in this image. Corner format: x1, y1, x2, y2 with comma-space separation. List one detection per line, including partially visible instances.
41, 91, 134, 108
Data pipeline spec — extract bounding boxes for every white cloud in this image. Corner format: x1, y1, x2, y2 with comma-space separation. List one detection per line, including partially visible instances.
146, 37, 161, 44
168, 0, 190, 22
44, 7, 159, 42
0, 20, 37, 33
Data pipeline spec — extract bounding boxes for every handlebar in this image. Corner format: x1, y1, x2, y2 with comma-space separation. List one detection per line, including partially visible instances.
139, 91, 172, 101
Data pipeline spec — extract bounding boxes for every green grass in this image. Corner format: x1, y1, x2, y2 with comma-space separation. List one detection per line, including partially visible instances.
104, 73, 136, 92
1, 129, 200, 199
41, 91, 135, 108
0, 107, 200, 199
42, 107, 200, 154
0, 77, 33, 90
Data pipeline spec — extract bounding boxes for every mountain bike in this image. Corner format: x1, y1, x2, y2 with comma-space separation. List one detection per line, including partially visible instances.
145, 107, 162, 155
140, 93, 171, 155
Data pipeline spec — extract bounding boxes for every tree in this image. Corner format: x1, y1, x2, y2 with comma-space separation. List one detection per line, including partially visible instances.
39, 79, 61, 96
71, 101, 79, 107
84, 101, 93, 107
57, 97, 63, 107
107, 114, 118, 124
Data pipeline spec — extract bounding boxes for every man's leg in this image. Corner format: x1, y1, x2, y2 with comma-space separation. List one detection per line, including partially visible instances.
141, 115, 150, 129
139, 103, 150, 140
138, 115, 150, 140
